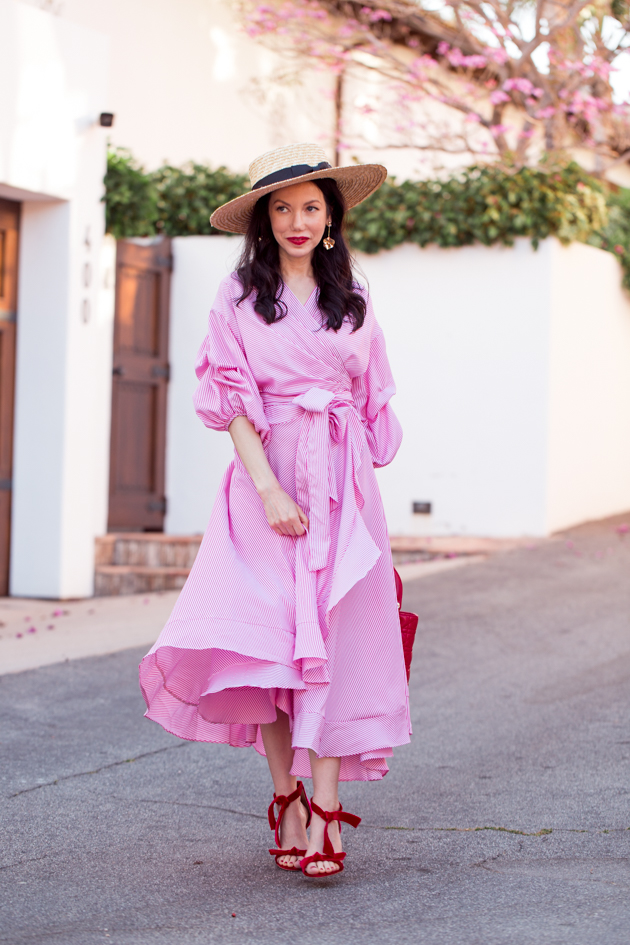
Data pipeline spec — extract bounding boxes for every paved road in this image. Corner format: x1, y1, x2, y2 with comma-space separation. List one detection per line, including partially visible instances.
1, 516, 629, 945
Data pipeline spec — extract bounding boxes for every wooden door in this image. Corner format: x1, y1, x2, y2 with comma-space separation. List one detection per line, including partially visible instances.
108, 239, 172, 531
0, 200, 19, 596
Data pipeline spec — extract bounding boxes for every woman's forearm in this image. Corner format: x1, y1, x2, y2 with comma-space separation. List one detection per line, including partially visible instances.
228, 415, 308, 537
228, 415, 278, 497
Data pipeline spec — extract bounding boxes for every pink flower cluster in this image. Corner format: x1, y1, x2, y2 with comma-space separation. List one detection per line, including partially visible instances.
360, 6, 392, 22
559, 88, 612, 122
535, 106, 556, 120
245, 0, 331, 37
438, 42, 488, 71
503, 77, 543, 97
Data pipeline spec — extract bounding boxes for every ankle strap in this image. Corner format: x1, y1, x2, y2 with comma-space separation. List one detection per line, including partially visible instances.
268, 781, 312, 845
310, 800, 361, 857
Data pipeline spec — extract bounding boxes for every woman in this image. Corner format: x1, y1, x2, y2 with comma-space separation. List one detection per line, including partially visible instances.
139, 143, 411, 878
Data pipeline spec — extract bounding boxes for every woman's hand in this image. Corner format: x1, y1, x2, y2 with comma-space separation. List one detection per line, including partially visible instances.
259, 483, 309, 537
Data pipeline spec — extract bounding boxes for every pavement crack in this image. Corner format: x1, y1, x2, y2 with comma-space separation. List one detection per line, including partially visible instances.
472, 858, 503, 873
107, 795, 266, 820
366, 824, 553, 837
6, 743, 187, 799
0, 853, 50, 872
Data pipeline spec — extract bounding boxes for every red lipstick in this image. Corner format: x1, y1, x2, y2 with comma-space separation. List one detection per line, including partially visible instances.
287, 237, 309, 245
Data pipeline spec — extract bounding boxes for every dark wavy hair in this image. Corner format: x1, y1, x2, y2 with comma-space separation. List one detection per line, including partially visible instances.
236, 178, 366, 332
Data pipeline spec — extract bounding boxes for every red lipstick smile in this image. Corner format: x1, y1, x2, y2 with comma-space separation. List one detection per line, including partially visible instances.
287, 237, 309, 245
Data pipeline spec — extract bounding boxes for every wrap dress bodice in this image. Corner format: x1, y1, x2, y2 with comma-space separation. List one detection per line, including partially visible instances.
139, 273, 411, 782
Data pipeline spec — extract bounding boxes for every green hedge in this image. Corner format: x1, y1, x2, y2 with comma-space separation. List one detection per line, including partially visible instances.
104, 148, 247, 239
587, 187, 630, 290
104, 147, 630, 285
345, 163, 607, 253
104, 148, 159, 239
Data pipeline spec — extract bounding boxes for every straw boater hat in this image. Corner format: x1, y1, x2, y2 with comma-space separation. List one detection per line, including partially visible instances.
210, 143, 387, 234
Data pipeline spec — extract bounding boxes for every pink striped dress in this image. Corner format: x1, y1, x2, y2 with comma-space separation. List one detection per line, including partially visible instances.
139, 273, 411, 781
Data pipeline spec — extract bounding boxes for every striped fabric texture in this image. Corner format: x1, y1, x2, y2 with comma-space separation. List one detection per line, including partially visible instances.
139, 274, 412, 781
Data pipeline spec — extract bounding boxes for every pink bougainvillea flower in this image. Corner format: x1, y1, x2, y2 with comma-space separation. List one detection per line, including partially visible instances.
47, 624, 55, 630
490, 48, 509, 65
16, 632, 23, 638
503, 77, 534, 94
369, 8, 392, 21
615, 245, 625, 255
52, 609, 64, 617
490, 124, 509, 136
616, 523, 629, 534
490, 90, 510, 105
448, 48, 487, 69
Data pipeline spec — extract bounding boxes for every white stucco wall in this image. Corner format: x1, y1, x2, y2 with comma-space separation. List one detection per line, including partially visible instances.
1, 0, 112, 597
165, 236, 630, 538
365, 239, 551, 536
165, 236, 241, 534
18, 0, 334, 174
546, 240, 630, 532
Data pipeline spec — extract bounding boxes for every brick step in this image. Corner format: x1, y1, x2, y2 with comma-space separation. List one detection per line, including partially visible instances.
94, 533, 203, 596
94, 565, 190, 597
96, 533, 202, 568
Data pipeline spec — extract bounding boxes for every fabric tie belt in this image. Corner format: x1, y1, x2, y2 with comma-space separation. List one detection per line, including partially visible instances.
263, 386, 381, 674
263, 388, 363, 573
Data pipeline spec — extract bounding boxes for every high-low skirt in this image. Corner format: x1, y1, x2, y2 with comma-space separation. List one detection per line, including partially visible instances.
139, 395, 411, 781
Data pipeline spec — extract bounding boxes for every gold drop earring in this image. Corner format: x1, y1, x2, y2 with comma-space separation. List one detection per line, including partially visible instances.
323, 222, 335, 250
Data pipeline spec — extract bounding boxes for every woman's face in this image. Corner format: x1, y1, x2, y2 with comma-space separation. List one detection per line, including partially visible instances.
268, 182, 330, 260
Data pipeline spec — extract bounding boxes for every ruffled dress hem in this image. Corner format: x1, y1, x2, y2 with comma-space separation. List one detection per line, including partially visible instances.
141, 674, 410, 782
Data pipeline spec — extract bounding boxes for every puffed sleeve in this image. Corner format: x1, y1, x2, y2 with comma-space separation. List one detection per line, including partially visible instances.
193, 278, 271, 444
351, 307, 403, 468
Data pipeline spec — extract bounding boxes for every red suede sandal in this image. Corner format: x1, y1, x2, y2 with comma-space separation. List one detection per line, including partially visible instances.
299, 800, 361, 878
268, 780, 312, 871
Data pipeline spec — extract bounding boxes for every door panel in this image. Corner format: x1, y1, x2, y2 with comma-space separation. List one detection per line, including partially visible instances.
108, 239, 172, 531
0, 200, 19, 596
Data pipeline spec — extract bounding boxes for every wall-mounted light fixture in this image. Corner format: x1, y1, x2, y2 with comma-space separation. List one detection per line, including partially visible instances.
99, 113, 115, 127
412, 501, 432, 515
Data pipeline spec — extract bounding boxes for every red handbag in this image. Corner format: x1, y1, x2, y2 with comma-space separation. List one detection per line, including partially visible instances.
394, 569, 418, 682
